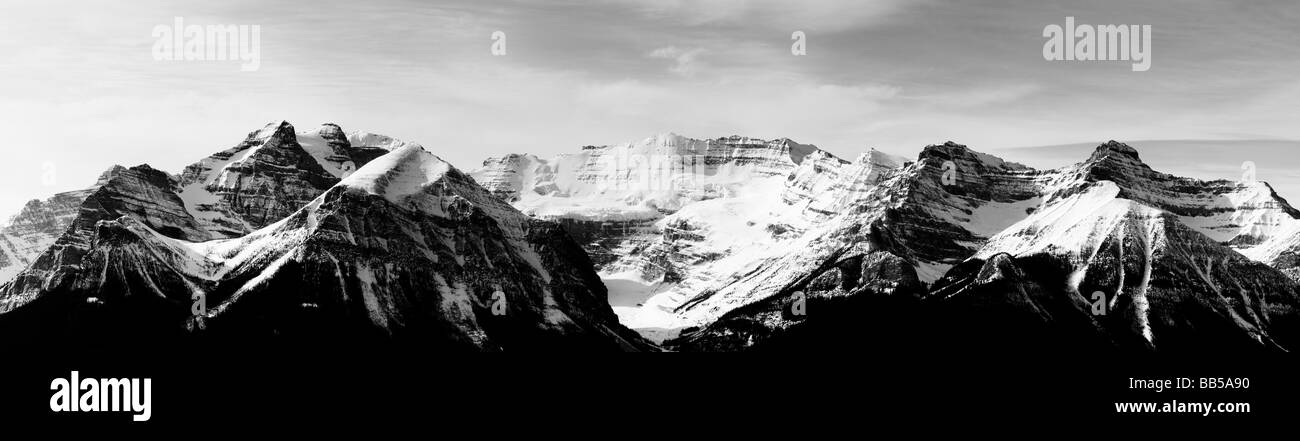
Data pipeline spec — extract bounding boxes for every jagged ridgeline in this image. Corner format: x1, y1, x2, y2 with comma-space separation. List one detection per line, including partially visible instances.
475, 136, 1300, 353
0, 121, 653, 352
2, 122, 1298, 353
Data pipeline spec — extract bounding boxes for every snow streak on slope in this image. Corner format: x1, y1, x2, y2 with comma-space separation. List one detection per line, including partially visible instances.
1034, 142, 1300, 274
472, 134, 919, 338
971, 181, 1168, 342
175, 121, 406, 239
0, 167, 124, 284
341, 144, 451, 204
6, 122, 1299, 352
473, 133, 829, 218
488, 138, 1300, 347
974, 182, 1138, 260
0, 128, 652, 351
670, 140, 1300, 351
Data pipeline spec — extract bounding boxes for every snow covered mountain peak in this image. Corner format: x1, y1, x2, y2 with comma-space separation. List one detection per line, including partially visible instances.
4, 121, 1299, 353
593, 133, 822, 167
346, 130, 418, 151
853, 148, 904, 167
316, 122, 345, 135
857, 149, 905, 172
1089, 140, 1142, 161
0, 123, 654, 351
469, 133, 844, 220
250, 120, 298, 147
640, 132, 691, 147
1074, 140, 1157, 181
174, 121, 400, 238
338, 144, 454, 205
294, 122, 418, 152
918, 141, 1028, 171
655, 139, 1300, 351
94, 165, 128, 186
0, 164, 132, 284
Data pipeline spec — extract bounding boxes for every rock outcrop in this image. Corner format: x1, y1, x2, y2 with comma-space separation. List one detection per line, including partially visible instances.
0, 123, 652, 352
0, 166, 126, 284
474, 136, 1300, 352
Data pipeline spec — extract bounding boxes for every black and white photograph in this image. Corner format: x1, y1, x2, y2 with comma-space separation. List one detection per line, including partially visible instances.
0, 0, 1296, 428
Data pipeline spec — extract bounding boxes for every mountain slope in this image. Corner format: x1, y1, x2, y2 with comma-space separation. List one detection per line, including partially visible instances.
176, 121, 394, 238
0, 126, 651, 351
0, 163, 213, 313
0, 166, 126, 284
1034, 141, 1300, 276
662, 142, 1049, 340
0, 121, 403, 288
6, 126, 1298, 353
472, 134, 917, 341
664, 141, 1300, 351
937, 181, 1300, 352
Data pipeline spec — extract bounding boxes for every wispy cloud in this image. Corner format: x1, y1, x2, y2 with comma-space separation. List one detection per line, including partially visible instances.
617, 0, 922, 31
647, 46, 707, 76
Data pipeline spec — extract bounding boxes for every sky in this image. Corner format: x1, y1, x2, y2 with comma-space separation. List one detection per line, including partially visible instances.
1, 0, 1298, 220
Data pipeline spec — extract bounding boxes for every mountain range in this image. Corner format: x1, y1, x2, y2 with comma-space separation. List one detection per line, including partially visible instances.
1, 122, 1297, 353
473, 134, 1300, 352
0, 121, 650, 351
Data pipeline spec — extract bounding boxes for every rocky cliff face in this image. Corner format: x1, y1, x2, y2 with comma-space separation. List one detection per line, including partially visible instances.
672, 249, 926, 352
667, 141, 1300, 352
926, 202, 1300, 353
0, 164, 213, 313
1067, 142, 1300, 276
471, 133, 825, 216
0, 122, 403, 289
0, 121, 387, 305
0, 123, 651, 351
470, 134, 914, 341
0, 166, 126, 284
6, 126, 1298, 353
176, 121, 393, 238
473, 134, 1300, 351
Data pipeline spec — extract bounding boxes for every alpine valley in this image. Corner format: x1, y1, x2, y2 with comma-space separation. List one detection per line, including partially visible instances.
1, 122, 1298, 353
